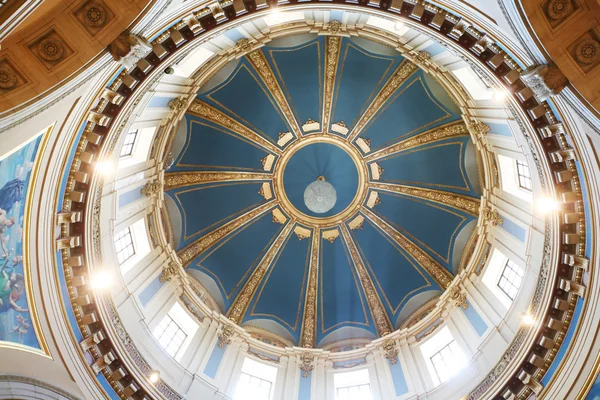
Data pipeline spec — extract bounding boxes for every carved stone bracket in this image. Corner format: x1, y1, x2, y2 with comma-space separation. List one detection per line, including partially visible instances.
217, 324, 236, 348
381, 338, 399, 365
168, 96, 188, 113
108, 33, 152, 70
450, 287, 468, 310
300, 351, 315, 378
482, 206, 503, 226
521, 64, 568, 101
140, 179, 162, 197
469, 120, 491, 136
159, 260, 180, 283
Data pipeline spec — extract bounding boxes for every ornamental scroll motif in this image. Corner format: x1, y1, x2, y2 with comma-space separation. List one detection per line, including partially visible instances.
300, 230, 319, 348
159, 261, 179, 283
482, 206, 503, 226
217, 324, 235, 348
469, 120, 490, 136
300, 351, 315, 378
322, 36, 342, 129
382, 338, 399, 365
140, 179, 161, 197
450, 287, 468, 310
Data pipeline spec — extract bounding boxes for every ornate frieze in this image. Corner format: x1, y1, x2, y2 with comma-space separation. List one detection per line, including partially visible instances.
228, 221, 295, 323
361, 207, 454, 289
300, 229, 319, 348
348, 61, 418, 141
365, 122, 469, 161
164, 171, 272, 190
189, 99, 281, 154
322, 36, 342, 130
340, 225, 393, 336
369, 183, 480, 216
246, 49, 303, 138
178, 201, 276, 267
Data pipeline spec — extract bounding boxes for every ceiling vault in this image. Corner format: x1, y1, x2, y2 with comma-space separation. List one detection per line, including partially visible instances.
245, 49, 304, 138
189, 99, 282, 154
164, 171, 272, 191
361, 207, 454, 289
347, 60, 419, 142
369, 182, 481, 216
322, 36, 343, 131
228, 220, 296, 323
364, 121, 469, 162
177, 200, 277, 267
340, 224, 394, 336
300, 228, 320, 348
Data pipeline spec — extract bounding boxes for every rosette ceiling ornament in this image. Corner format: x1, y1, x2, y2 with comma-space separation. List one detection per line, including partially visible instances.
163, 34, 483, 348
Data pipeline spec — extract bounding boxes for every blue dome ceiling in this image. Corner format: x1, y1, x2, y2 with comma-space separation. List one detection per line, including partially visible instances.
165, 34, 482, 347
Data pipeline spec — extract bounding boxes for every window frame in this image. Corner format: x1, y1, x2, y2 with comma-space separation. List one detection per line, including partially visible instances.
515, 160, 532, 191
153, 313, 188, 358
497, 259, 524, 301
335, 383, 373, 400
114, 227, 135, 265
429, 340, 460, 385
120, 129, 138, 157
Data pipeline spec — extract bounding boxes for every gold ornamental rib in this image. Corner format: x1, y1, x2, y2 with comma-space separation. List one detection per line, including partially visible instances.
322, 36, 342, 130
361, 207, 454, 289
189, 99, 281, 154
347, 60, 418, 141
365, 121, 469, 161
228, 220, 295, 323
246, 49, 303, 138
177, 201, 276, 267
164, 171, 272, 190
370, 183, 480, 216
340, 224, 393, 336
300, 228, 320, 347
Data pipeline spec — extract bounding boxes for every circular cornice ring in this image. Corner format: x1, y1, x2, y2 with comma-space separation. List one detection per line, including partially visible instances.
273, 134, 368, 227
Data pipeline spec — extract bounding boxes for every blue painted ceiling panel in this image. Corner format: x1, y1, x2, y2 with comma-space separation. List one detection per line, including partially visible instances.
172, 115, 271, 172
319, 233, 374, 339
351, 218, 438, 316
373, 192, 470, 266
247, 228, 312, 337
358, 72, 460, 150
193, 212, 283, 306
203, 62, 291, 143
331, 41, 403, 131
265, 38, 323, 125
170, 182, 267, 249
376, 137, 476, 196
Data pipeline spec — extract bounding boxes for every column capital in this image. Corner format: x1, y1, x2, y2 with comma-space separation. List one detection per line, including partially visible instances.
521, 64, 568, 101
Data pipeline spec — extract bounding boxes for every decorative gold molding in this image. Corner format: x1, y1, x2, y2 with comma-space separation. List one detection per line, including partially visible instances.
340, 224, 393, 336
217, 323, 236, 348
300, 351, 315, 378
140, 179, 162, 197
228, 221, 295, 323
450, 286, 468, 310
322, 36, 342, 130
381, 338, 399, 364
189, 99, 281, 155
347, 60, 418, 141
159, 260, 179, 282
164, 172, 272, 190
482, 206, 503, 226
300, 229, 320, 348
361, 207, 454, 289
365, 121, 469, 162
246, 49, 303, 138
369, 183, 480, 216
177, 201, 276, 267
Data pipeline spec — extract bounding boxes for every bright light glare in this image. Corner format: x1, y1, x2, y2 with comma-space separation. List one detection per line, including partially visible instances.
95, 161, 115, 176
538, 197, 560, 213
90, 270, 112, 290
394, 21, 405, 31
492, 89, 508, 103
149, 371, 160, 384
522, 313, 535, 326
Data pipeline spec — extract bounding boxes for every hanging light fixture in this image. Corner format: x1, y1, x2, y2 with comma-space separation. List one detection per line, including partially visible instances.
304, 176, 337, 214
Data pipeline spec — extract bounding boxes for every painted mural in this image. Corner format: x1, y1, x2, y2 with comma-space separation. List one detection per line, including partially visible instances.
0, 135, 43, 351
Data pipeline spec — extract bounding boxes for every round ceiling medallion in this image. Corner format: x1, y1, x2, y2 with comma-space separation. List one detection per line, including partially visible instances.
304, 178, 337, 214
38, 38, 64, 62
273, 134, 368, 227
